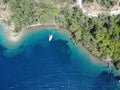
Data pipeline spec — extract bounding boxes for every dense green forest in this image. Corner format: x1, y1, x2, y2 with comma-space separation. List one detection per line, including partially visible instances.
62, 5, 120, 69
2, 0, 120, 68
83, 0, 118, 9
99, 0, 118, 9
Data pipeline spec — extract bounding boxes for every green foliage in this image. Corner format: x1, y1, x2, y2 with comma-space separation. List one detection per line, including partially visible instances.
98, 0, 118, 9
61, 4, 120, 64
83, 0, 117, 9
5, 0, 120, 65
8, 0, 58, 32
83, 0, 94, 3
1, 0, 9, 3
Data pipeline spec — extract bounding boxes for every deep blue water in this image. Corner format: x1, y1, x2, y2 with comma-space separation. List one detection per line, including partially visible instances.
0, 26, 120, 90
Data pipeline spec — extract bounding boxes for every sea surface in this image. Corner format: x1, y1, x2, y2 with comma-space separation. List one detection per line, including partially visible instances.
0, 26, 120, 90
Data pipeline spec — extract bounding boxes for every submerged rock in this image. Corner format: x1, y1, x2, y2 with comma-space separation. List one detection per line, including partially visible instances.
0, 44, 7, 51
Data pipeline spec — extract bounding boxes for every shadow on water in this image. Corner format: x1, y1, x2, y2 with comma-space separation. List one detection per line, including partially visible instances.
92, 71, 120, 90
0, 38, 74, 90
0, 44, 7, 59
26, 39, 72, 65
0, 44, 4, 55
3, 39, 72, 62
50, 39, 71, 57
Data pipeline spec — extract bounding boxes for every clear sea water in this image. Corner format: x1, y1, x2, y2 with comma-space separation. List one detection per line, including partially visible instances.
0, 26, 120, 90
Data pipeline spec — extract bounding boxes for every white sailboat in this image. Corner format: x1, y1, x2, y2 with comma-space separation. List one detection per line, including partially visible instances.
49, 34, 53, 42
49, 31, 54, 42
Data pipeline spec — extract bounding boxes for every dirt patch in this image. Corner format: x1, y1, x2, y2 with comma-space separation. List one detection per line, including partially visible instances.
0, 1, 15, 30
82, 0, 120, 16
83, 1, 108, 16
111, 0, 120, 11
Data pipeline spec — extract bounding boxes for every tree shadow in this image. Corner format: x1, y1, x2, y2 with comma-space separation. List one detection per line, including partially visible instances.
50, 39, 71, 57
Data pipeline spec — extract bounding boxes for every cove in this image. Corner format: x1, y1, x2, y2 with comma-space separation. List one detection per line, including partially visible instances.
0, 26, 120, 90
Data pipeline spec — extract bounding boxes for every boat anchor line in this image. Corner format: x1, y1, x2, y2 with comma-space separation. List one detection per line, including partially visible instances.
49, 31, 54, 42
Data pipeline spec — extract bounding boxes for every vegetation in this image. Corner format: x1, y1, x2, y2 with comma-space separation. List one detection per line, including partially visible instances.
98, 0, 118, 9
2, 0, 120, 68
83, 0, 118, 9
60, 4, 120, 67
83, 0, 94, 3
8, 0, 59, 32
1, 0, 9, 3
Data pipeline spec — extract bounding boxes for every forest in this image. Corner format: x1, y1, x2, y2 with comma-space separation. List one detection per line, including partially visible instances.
62, 5, 120, 69
2, 0, 120, 69
83, 0, 118, 9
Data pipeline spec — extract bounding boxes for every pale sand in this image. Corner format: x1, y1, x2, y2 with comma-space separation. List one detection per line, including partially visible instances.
0, 20, 20, 42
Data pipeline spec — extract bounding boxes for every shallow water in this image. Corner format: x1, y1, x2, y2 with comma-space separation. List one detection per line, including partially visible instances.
0, 27, 120, 90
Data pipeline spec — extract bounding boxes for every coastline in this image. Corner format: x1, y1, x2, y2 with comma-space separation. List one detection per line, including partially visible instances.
18, 24, 118, 70
76, 43, 120, 75
0, 20, 118, 71
77, 44, 105, 65
0, 21, 72, 43
0, 0, 120, 74
0, 21, 73, 57
21, 24, 72, 39
1, 21, 120, 76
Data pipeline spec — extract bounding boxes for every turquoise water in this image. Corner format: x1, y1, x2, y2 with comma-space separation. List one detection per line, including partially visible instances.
0, 26, 120, 90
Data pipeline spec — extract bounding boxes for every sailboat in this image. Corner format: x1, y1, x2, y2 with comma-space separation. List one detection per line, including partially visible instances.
49, 34, 53, 42
49, 31, 54, 42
